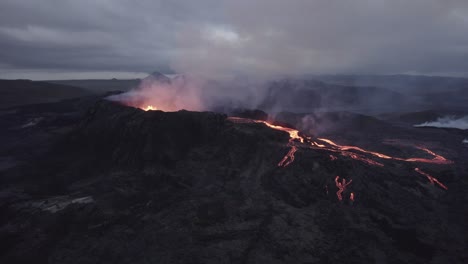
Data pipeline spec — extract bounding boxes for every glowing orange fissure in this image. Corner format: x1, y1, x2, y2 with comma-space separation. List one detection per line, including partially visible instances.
257, 120, 303, 168
277, 145, 298, 167
414, 168, 448, 190
227, 117, 452, 192
335, 176, 353, 201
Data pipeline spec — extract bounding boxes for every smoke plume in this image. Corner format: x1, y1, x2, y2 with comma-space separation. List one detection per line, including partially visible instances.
414, 116, 468, 130
106, 73, 270, 112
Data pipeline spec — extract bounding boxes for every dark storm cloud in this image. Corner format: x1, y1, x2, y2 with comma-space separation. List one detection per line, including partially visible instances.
1, 0, 468, 78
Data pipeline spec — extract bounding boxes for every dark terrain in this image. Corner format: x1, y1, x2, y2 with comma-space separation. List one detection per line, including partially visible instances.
0, 80, 91, 108
50, 79, 140, 94
0, 78, 140, 109
1, 75, 468, 263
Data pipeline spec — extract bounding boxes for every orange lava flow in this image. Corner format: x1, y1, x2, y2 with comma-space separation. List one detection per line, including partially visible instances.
414, 168, 448, 190
229, 117, 452, 168
257, 120, 302, 168
278, 145, 298, 167
227, 117, 302, 168
227, 117, 452, 192
317, 138, 393, 159
405, 147, 452, 165
335, 176, 353, 201
316, 138, 453, 165
339, 152, 385, 167
258, 121, 304, 143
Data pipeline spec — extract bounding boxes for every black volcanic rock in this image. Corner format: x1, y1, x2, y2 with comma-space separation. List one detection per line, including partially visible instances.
21, 100, 232, 193
1, 99, 467, 264
229, 109, 268, 120
75, 101, 226, 166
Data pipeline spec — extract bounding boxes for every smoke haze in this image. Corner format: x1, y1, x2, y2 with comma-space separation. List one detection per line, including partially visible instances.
106, 73, 269, 112
415, 116, 468, 129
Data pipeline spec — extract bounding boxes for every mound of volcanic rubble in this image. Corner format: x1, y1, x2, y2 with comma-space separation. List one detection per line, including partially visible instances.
1, 99, 467, 264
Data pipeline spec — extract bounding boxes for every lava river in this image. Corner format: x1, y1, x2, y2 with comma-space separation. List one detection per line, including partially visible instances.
228, 117, 454, 200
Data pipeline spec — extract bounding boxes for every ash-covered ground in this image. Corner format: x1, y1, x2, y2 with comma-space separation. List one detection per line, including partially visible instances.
1, 89, 467, 263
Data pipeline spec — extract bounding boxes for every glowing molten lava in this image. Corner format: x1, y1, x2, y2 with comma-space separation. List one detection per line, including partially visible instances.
406, 146, 451, 164
414, 168, 448, 190
278, 146, 298, 167
228, 117, 302, 168
227, 117, 453, 193
335, 176, 353, 201
258, 121, 303, 168
142, 105, 157, 111
259, 122, 304, 143
315, 138, 453, 165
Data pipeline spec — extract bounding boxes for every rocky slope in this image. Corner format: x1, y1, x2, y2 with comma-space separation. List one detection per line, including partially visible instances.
1, 99, 467, 263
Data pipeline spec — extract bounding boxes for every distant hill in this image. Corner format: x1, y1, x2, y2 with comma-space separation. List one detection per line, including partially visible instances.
49, 79, 140, 94
0, 79, 91, 108
313, 74, 468, 94
381, 109, 468, 125
258, 79, 412, 113
292, 75, 468, 112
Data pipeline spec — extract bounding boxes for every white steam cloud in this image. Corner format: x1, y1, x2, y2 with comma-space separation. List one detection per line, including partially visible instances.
414, 116, 468, 130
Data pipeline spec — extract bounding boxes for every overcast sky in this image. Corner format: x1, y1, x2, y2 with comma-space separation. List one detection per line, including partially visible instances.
1, 0, 468, 80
